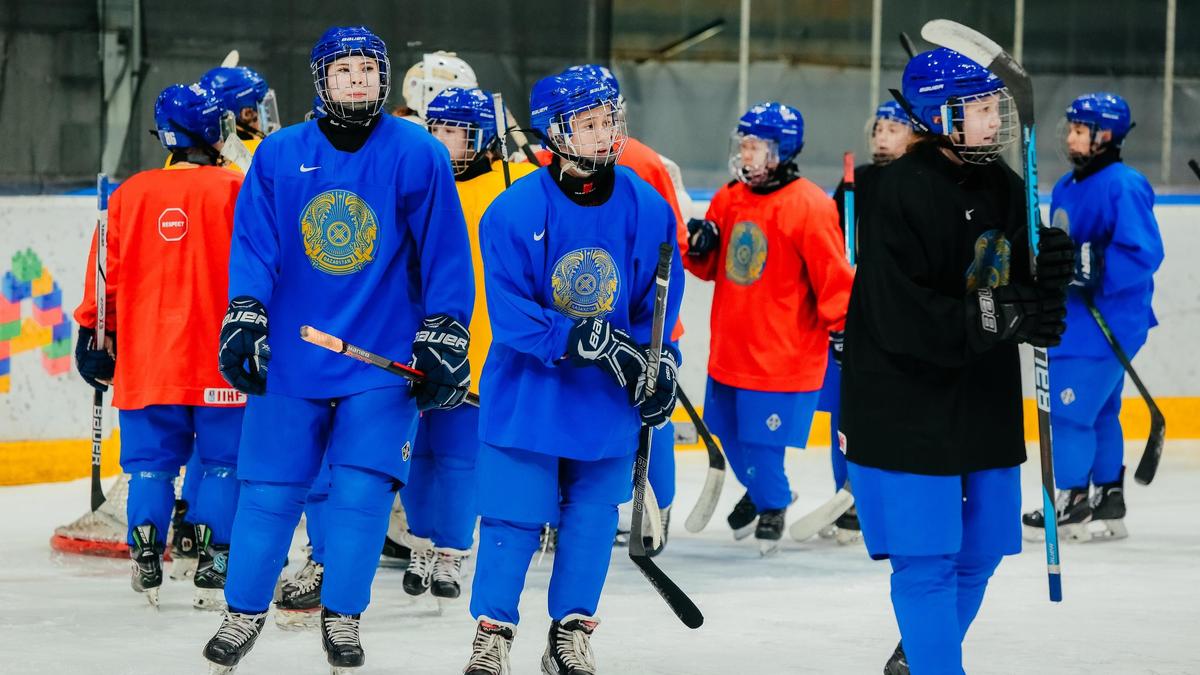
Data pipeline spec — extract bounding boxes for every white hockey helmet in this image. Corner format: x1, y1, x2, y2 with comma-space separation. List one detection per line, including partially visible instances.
402, 51, 478, 118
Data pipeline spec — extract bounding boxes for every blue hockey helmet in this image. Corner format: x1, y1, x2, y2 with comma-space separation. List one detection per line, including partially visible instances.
310, 26, 390, 124
563, 64, 620, 97
425, 86, 498, 174
868, 100, 914, 165
901, 47, 1016, 164
307, 94, 327, 121
1065, 92, 1132, 142
529, 70, 626, 173
729, 101, 804, 185
874, 100, 911, 125
153, 83, 223, 150
200, 66, 268, 113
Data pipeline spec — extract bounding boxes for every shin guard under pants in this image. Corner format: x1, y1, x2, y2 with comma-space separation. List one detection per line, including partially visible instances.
188, 465, 239, 544
127, 471, 176, 547
181, 451, 202, 513
469, 518, 541, 624
723, 440, 791, 510
305, 464, 333, 564
224, 481, 308, 614
320, 465, 397, 615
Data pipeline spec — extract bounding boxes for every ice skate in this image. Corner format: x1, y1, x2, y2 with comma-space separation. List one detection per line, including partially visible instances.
402, 536, 434, 596
541, 613, 599, 675
833, 506, 862, 545
321, 608, 365, 673
169, 499, 199, 580
727, 491, 758, 540
193, 524, 228, 611
204, 609, 267, 674
430, 546, 469, 600
464, 616, 516, 675
1087, 468, 1129, 541
379, 494, 411, 568
129, 523, 162, 607
275, 559, 324, 630
883, 640, 908, 675
1023, 487, 1091, 542
756, 508, 786, 556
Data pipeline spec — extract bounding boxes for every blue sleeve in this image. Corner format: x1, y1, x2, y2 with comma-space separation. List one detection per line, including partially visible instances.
1100, 173, 1163, 296
481, 203, 576, 366
228, 142, 280, 302
405, 143, 475, 324
629, 200, 685, 353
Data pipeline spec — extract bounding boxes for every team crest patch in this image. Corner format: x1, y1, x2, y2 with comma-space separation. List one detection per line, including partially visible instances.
300, 190, 379, 275
1061, 388, 1076, 405
965, 229, 1012, 291
765, 413, 782, 432
551, 247, 620, 318
401, 441, 411, 461
724, 221, 768, 286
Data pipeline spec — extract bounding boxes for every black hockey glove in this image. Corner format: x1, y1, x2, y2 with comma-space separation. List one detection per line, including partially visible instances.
686, 218, 720, 257
565, 317, 649, 406
829, 330, 845, 368
1070, 241, 1103, 290
639, 348, 679, 428
218, 296, 271, 395
967, 284, 1067, 349
409, 314, 471, 412
75, 326, 115, 392
1034, 226, 1075, 291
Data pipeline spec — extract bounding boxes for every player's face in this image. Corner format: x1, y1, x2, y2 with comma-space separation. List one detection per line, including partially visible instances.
959, 93, 1002, 147
239, 107, 260, 132
430, 124, 473, 163
565, 104, 620, 160
326, 55, 382, 104
739, 135, 777, 181
1066, 122, 1111, 156
872, 119, 913, 163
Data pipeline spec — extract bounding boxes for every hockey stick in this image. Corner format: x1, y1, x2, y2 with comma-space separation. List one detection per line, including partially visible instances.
843, 152, 857, 265
299, 325, 480, 408
1188, 158, 1200, 183
629, 243, 704, 629
899, 31, 917, 59
492, 92, 514, 188
89, 173, 110, 512
220, 49, 239, 68
681, 387, 727, 533
1084, 296, 1166, 485
790, 488, 854, 542
921, 18, 1062, 603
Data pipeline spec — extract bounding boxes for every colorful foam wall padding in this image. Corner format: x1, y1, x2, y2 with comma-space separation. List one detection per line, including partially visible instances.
1, 249, 72, 393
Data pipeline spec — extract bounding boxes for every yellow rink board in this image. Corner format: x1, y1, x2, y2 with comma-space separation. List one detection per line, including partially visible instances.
2, 398, 1196, 486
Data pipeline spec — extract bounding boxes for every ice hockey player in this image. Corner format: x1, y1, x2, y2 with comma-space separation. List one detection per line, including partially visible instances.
394, 50, 478, 122
201, 65, 279, 147
839, 48, 1074, 674
396, 85, 539, 602
683, 101, 854, 555
817, 99, 915, 544
73, 82, 246, 609
201, 25, 475, 673
1022, 92, 1163, 543
459, 69, 682, 675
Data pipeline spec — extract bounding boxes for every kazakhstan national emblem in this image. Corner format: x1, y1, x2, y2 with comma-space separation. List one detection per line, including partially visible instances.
965, 229, 1012, 291
551, 247, 620, 318
300, 189, 379, 275
725, 221, 768, 285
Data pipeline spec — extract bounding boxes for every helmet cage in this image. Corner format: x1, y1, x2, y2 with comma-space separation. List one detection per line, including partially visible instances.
728, 132, 781, 186
938, 87, 1017, 165
544, 97, 627, 174
312, 47, 391, 123
428, 118, 488, 175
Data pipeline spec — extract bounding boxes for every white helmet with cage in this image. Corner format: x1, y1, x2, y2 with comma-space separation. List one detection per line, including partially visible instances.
402, 51, 478, 118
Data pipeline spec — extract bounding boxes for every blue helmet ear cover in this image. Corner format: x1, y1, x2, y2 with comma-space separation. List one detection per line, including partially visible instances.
153, 83, 224, 150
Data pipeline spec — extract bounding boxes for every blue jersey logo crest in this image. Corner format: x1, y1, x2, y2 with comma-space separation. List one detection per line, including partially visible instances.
300, 190, 379, 275
725, 221, 768, 286
551, 247, 620, 318
965, 229, 1012, 291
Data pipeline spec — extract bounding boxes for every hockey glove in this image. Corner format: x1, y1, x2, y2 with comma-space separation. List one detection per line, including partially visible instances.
75, 326, 116, 392
686, 218, 720, 257
639, 348, 679, 428
409, 314, 471, 412
565, 317, 649, 406
829, 330, 845, 368
1034, 226, 1075, 290
218, 296, 271, 395
1070, 241, 1103, 290
967, 284, 1067, 349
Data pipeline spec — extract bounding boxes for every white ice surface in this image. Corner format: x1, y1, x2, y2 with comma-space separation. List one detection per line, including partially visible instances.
2, 442, 1198, 674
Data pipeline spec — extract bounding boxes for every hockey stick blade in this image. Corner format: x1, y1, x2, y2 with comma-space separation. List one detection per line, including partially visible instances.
1188, 159, 1200, 183
679, 387, 726, 532
789, 488, 854, 542
629, 553, 705, 629
921, 20, 1033, 121
220, 49, 239, 68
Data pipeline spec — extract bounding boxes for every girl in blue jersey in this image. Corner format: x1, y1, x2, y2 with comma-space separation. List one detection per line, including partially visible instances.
460, 70, 682, 675
1022, 93, 1164, 542
202, 26, 475, 673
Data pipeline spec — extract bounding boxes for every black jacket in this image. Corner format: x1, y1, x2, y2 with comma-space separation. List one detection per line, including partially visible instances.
841, 141, 1032, 476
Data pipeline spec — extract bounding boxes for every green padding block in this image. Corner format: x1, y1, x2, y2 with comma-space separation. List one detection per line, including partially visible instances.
43, 337, 73, 359
0, 320, 21, 341
12, 249, 43, 283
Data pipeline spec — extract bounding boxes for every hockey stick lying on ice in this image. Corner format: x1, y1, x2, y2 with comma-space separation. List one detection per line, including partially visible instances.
680, 387, 726, 533
299, 326, 480, 408
1084, 297, 1166, 485
921, 17, 1063, 603
630, 243, 704, 630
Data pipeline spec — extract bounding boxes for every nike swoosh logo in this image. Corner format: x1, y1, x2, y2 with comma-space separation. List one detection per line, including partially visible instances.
534, 229, 546, 241
300, 164, 320, 173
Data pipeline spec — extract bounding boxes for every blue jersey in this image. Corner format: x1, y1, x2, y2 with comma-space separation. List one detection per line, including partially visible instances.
478, 167, 684, 460
228, 116, 474, 398
1049, 161, 1163, 358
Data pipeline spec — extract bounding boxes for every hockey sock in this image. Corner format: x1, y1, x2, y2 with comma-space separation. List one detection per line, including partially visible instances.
647, 422, 677, 508
188, 465, 239, 545
321, 465, 398, 615
434, 448, 478, 551
549, 501, 619, 619
127, 470, 176, 547
1091, 388, 1126, 485
889, 554, 965, 675
470, 518, 541, 624
400, 445, 437, 541
954, 553, 1001, 640
224, 480, 308, 613
741, 442, 792, 510
304, 487, 330, 564
181, 451, 203, 510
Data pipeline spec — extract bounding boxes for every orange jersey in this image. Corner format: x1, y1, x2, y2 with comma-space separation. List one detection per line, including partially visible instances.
684, 178, 853, 392
75, 164, 244, 410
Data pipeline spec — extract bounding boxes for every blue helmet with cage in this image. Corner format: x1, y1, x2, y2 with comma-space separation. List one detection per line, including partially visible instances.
1065, 92, 1132, 142
310, 26, 390, 124
737, 102, 805, 161
874, 100, 910, 125
563, 64, 620, 97
529, 70, 626, 173
425, 87, 498, 174
153, 83, 223, 150
200, 66, 268, 113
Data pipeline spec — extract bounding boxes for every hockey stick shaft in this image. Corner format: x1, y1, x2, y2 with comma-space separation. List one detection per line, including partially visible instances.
90, 173, 109, 512
492, 93, 513, 189
899, 31, 917, 59
1189, 158, 1200, 183
679, 386, 726, 533
1084, 297, 1165, 485
299, 325, 480, 408
843, 152, 856, 265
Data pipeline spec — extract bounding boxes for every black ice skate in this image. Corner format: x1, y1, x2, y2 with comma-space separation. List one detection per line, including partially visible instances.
833, 506, 863, 545
883, 641, 909, 675
643, 504, 672, 558
727, 492, 758, 540
464, 616, 516, 675
541, 613, 599, 675
275, 559, 324, 630
403, 538, 434, 596
129, 523, 162, 607
193, 524, 229, 611
203, 609, 267, 674
1088, 467, 1129, 541
756, 508, 787, 556
431, 547, 469, 600
321, 608, 365, 673
170, 499, 199, 580
380, 535, 411, 569
1022, 487, 1092, 543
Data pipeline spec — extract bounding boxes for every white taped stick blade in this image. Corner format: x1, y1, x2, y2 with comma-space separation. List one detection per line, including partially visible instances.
684, 467, 725, 533
789, 489, 855, 542
920, 20, 1003, 71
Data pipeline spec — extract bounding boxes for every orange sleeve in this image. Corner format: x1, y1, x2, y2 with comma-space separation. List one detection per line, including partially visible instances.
74, 187, 121, 332
796, 188, 854, 332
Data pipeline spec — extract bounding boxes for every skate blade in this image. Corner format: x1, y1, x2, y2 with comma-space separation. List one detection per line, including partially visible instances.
758, 539, 781, 557
275, 608, 321, 631
139, 586, 160, 608
732, 522, 756, 541
1022, 525, 1046, 543
193, 587, 226, 611
834, 529, 862, 546
1083, 519, 1128, 542
1062, 522, 1092, 543
170, 557, 198, 580
330, 664, 363, 674
817, 524, 837, 539
378, 556, 411, 569
208, 662, 239, 675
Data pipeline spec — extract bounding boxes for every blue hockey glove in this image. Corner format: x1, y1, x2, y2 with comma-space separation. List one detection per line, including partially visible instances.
218, 296, 270, 395
1070, 241, 1104, 290
409, 314, 471, 411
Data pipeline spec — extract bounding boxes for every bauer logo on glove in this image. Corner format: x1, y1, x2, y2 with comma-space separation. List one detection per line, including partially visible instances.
409, 313, 471, 412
